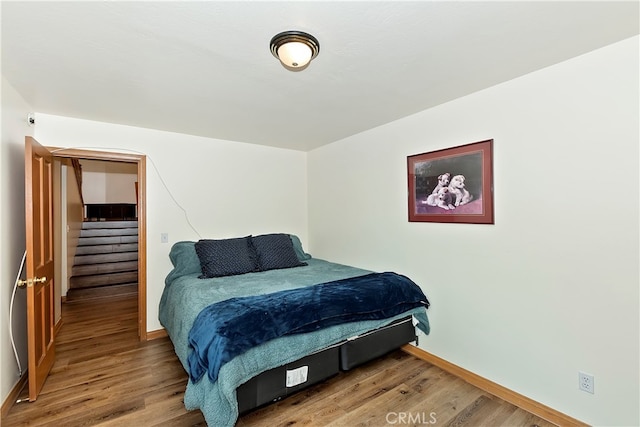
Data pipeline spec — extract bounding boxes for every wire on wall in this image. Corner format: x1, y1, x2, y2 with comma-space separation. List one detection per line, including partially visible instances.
9, 251, 27, 375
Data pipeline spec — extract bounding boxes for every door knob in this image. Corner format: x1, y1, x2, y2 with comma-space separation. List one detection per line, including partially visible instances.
17, 276, 47, 288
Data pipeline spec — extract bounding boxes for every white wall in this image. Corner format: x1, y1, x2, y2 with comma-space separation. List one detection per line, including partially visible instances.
0, 77, 33, 406
80, 159, 138, 204
308, 36, 639, 426
32, 115, 308, 332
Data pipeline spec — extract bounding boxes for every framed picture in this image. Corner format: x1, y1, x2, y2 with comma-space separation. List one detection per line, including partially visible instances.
407, 139, 494, 224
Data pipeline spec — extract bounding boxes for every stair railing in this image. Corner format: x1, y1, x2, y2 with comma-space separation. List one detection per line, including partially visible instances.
71, 158, 85, 208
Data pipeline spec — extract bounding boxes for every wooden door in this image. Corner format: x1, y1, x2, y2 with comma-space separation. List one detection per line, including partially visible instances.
24, 136, 55, 401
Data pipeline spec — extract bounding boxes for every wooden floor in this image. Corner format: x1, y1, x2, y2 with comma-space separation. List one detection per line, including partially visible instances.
3, 293, 557, 427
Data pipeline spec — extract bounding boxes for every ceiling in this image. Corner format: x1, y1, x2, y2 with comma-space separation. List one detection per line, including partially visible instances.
2, 2, 638, 151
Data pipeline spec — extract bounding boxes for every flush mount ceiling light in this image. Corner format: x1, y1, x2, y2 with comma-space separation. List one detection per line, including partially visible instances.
270, 30, 320, 71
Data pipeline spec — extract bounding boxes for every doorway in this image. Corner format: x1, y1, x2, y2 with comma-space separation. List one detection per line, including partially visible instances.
51, 148, 147, 340
67, 159, 138, 301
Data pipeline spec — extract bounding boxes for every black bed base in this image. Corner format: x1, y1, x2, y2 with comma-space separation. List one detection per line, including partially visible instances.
237, 316, 417, 414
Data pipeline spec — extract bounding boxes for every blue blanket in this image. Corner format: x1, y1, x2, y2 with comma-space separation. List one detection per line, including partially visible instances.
187, 272, 430, 384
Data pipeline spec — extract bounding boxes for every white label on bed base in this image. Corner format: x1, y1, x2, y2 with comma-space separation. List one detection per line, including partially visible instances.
412, 315, 419, 327
286, 366, 309, 387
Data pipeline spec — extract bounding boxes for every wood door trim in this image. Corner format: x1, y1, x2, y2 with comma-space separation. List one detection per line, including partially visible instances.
48, 147, 144, 162
49, 147, 147, 341
137, 157, 147, 341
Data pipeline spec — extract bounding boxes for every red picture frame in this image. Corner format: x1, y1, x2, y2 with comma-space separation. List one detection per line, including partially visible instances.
407, 139, 494, 224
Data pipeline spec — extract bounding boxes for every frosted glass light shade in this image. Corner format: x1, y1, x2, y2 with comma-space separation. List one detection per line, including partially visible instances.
270, 31, 320, 71
277, 42, 312, 68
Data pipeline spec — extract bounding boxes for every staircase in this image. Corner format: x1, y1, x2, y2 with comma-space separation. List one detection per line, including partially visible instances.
67, 221, 138, 301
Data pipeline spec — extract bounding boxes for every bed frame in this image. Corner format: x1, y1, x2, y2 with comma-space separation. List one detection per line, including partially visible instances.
237, 316, 416, 414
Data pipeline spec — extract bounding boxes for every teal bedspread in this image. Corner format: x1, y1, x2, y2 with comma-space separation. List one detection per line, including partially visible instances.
159, 241, 430, 426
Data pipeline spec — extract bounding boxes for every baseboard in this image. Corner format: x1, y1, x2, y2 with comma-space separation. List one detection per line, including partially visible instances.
1, 371, 27, 420
54, 317, 64, 337
401, 345, 588, 427
146, 328, 168, 340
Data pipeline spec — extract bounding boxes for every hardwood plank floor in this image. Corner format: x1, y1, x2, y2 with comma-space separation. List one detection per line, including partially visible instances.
3, 294, 557, 427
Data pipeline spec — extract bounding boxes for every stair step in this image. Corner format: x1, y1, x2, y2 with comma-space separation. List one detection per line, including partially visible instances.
74, 252, 138, 265
82, 220, 138, 230
70, 221, 140, 292
72, 261, 138, 277
66, 283, 138, 302
78, 235, 138, 246
76, 243, 138, 255
80, 228, 138, 238
70, 271, 138, 289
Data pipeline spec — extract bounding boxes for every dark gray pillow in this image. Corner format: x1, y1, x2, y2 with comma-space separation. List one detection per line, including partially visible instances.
195, 236, 258, 278
252, 234, 308, 271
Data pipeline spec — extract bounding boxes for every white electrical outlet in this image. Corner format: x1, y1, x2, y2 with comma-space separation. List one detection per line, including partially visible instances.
161, 233, 169, 243
579, 371, 594, 394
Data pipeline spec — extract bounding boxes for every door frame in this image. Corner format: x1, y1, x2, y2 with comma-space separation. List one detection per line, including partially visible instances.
50, 147, 148, 340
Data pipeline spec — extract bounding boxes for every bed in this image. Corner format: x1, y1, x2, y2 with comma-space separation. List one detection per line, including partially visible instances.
159, 234, 430, 426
